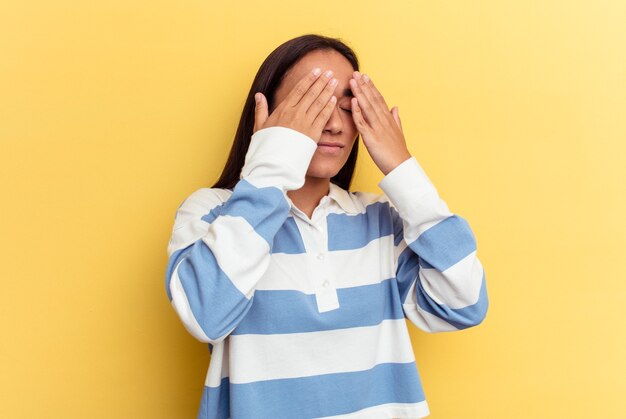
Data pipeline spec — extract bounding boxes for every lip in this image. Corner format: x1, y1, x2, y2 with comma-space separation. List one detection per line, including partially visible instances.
317, 142, 344, 148
316, 142, 344, 155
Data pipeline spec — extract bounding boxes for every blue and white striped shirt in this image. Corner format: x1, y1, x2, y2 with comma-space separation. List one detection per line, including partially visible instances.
166, 126, 489, 419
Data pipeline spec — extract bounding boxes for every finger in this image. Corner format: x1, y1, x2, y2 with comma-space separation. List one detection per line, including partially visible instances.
392, 106, 403, 131
284, 67, 323, 108
361, 73, 390, 110
350, 97, 370, 134
355, 73, 388, 123
299, 69, 336, 113
349, 78, 378, 127
253, 92, 268, 133
311, 95, 337, 135
306, 75, 338, 118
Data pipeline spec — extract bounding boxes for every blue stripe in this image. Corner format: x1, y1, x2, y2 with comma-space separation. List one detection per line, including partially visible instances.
199, 362, 425, 419
396, 244, 435, 272
176, 239, 254, 341
390, 206, 404, 246
199, 377, 229, 419
419, 257, 435, 269
200, 179, 290, 248
396, 245, 420, 303
271, 216, 306, 254
416, 270, 489, 329
165, 246, 188, 301
410, 215, 477, 271
231, 278, 404, 335
327, 201, 394, 251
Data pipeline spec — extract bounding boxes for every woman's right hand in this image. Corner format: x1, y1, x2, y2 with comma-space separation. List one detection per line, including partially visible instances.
252, 68, 338, 143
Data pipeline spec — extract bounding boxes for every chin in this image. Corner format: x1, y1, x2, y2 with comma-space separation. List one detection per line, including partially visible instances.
305, 166, 343, 180
306, 153, 349, 180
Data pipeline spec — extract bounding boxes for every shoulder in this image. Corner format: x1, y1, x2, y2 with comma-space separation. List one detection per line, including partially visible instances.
349, 189, 395, 212
167, 187, 232, 257
331, 183, 396, 217
174, 187, 233, 224
352, 190, 390, 206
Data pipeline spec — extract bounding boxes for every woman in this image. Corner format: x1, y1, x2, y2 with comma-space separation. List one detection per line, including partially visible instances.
166, 34, 488, 419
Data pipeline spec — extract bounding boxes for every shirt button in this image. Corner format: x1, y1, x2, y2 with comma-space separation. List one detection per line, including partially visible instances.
317, 253, 324, 260
322, 280, 330, 288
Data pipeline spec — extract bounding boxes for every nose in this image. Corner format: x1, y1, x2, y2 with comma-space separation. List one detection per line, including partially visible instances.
323, 105, 343, 135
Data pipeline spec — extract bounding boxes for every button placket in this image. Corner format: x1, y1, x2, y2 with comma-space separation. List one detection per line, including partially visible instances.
294, 214, 339, 313
310, 217, 338, 312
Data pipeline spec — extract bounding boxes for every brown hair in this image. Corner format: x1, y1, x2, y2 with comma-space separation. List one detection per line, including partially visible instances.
211, 33, 361, 190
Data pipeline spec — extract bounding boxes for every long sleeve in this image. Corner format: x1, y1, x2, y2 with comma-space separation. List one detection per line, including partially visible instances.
379, 157, 489, 333
165, 126, 318, 344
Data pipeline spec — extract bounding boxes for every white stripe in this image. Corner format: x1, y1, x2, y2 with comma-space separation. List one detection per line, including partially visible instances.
316, 401, 430, 419
419, 250, 484, 309
402, 206, 454, 243
257, 235, 396, 293
205, 340, 230, 387
169, 261, 211, 343
397, 196, 454, 244
332, 234, 396, 288
202, 214, 271, 299
227, 318, 415, 384
167, 217, 211, 256
404, 303, 459, 333
402, 278, 459, 333
167, 188, 229, 257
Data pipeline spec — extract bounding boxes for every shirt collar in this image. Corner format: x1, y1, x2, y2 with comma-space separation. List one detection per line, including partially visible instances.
327, 182, 361, 215
286, 182, 362, 217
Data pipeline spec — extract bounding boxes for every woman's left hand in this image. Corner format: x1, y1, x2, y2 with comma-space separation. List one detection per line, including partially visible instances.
349, 71, 412, 175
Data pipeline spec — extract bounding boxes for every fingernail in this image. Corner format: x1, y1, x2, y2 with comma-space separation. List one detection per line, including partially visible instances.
312, 67, 321, 76
254, 93, 259, 103
354, 71, 361, 80
363, 74, 370, 82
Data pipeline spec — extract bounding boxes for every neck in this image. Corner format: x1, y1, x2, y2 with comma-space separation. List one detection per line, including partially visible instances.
287, 176, 331, 220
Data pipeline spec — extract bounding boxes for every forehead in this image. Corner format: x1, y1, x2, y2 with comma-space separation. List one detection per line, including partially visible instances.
283, 50, 354, 86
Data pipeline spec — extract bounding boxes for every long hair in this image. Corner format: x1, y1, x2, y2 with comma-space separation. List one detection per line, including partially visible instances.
211, 34, 360, 190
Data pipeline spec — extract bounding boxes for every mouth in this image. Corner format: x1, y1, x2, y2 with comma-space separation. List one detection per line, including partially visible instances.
316, 142, 344, 155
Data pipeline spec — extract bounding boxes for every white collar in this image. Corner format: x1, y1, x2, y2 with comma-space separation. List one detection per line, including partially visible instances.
327, 182, 360, 215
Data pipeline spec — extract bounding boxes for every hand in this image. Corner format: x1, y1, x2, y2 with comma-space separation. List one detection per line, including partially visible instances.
253, 68, 338, 143
349, 71, 412, 175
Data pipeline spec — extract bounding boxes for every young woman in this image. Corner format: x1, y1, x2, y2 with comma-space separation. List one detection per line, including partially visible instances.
166, 34, 489, 419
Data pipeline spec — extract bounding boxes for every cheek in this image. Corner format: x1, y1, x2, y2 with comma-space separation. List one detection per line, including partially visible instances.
341, 116, 357, 137
344, 111, 356, 126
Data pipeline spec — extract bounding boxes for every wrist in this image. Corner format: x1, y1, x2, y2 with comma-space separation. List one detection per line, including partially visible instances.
381, 152, 412, 176
241, 126, 317, 190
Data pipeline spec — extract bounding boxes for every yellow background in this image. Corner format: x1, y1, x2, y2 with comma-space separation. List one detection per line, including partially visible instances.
1, 1, 625, 418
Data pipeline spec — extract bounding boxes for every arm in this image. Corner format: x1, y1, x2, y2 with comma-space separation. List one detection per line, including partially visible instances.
380, 157, 489, 333
165, 126, 317, 344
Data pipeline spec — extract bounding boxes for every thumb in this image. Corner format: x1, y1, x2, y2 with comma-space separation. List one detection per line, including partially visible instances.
253, 92, 268, 134
391, 106, 403, 131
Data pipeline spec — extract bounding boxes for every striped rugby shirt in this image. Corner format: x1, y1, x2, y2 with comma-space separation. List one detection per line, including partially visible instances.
166, 126, 489, 419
